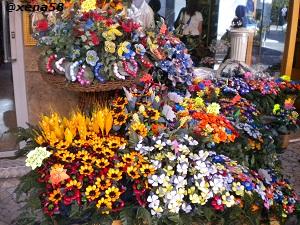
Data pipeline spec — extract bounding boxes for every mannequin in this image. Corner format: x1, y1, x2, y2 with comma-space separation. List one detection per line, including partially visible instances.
128, 0, 154, 29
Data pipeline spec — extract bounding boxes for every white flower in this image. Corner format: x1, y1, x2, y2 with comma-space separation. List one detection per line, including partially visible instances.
181, 203, 192, 213
168, 92, 184, 103
154, 140, 166, 150
168, 202, 181, 213
132, 113, 140, 123
147, 194, 160, 208
149, 175, 160, 187
195, 161, 209, 174
25, 147, 51, 170
183, 135, 198, 145
162, 104, 176, 121
174, 176, 187, 188
151, 160, 162, 169
177, 163, 188, 175
177, 144, 190, 155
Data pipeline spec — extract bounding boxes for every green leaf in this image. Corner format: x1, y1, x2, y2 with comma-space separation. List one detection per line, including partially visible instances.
136, 207, 152, 225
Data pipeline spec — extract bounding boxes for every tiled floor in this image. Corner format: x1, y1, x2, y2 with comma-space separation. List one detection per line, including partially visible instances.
0, 142, 299, 225
0, 63, 17, 151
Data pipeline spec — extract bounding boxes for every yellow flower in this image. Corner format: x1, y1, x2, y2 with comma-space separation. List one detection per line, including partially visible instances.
206, 103, 221, 115
143, 108, 160, 121
113, 112, 128, 126
118, 41, 130, 57
107, 168, 123, 181
140, 164, 155, 177
85, 185, 100, 201
66, 180, 82, 189
76, 150, 89, 159
232, 182, 245, 196
194, 97, 204, 108
280, 75, 291, 82
104, 41, 116, 53
49, 189, 62, 204
122, 153, 134, 164
35, 135, 45, 145
96, 197, 112, 213
163, 166, 175, 177
96, 175, 112, 191
61, 151, 76, 163
131, 123, 148, 137
103, 148, 115, 158
105, 186, 121, 202
81, 0, 96, 12
79, 165, 94, 175
95, 158, 110, 168
127, 166, 141, 179
273, 104, 281, 114
82, 155, 96, 164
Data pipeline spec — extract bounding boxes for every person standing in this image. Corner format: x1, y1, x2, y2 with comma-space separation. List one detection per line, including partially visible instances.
148, 0, 164, 25
128, 0, 155, 29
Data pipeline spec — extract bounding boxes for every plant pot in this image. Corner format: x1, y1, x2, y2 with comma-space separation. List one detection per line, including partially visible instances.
279, 134, 290, 149
112, 220, 122, 225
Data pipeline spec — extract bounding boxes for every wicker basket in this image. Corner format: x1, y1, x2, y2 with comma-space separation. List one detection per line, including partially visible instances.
41, 73, 140, 93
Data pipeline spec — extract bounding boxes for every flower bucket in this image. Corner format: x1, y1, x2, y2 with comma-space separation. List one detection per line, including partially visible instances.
112, 220, 122, 225
279, 134, 290, 149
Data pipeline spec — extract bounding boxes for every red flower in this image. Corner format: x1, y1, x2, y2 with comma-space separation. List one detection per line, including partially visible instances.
36, 19, 48, 32
92, 12, 104, 22
211, 196, 224, 211
42, 201, 59, 216
63, 188, 81, 206
90, 32, 100, 46
105, 18, 114, 27
140, 73, 153, 84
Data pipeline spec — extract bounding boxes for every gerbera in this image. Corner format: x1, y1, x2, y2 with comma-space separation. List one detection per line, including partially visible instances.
107, 168, 123, 181
96, 197, 112, 214
96, 175, 112, 191
85, 185, 100, 201
143, 108, 160, 121
49, 189, 62, 204
95, 158, 110, 168
79, 165, 94, 175
131, 123, 148, 137
105, 186, 121, 202
140, 164, 155, 177
113, 113, 128, 126
127, 166, 140, 179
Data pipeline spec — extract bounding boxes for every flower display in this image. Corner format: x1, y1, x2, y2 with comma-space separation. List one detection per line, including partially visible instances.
35, 4, 194, 88
25, 147, 52, 170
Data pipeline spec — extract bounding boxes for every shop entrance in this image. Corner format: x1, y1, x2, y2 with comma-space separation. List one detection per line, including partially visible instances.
252, 0, 289, 71
0, 1, 17, 152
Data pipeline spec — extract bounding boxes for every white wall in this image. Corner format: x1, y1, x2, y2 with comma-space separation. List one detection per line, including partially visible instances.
217, 0, 247, 38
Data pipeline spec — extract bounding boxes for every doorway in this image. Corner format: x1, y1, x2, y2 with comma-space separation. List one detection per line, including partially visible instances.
0, 1, 18, 152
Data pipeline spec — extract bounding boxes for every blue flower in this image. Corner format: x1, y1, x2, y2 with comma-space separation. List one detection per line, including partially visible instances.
242, 181, 254, 191
212, 155, 225, 163
175, 104, 185, 111
85, 19, 94, 30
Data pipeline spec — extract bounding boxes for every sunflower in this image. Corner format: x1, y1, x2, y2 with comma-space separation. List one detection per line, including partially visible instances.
131, 123, 148, 137
96, 175, 112, 191
105, 186, 121, 202
61, 151, 76, 163
127, 166, 140, 179
142, 108, 160, 121
79, 165, 94, 175
85, 185, 100, 201
112, 97, 128, 108
107, 168, 123, 181
96, 197, 112, 214
122, 153, 134, 164
95, 158, 110, 169
140, 164, 155, 177
66, 180, 82, 189
49, 189, 62, 204
76, 150, 89, 159
113, 113, 128, 126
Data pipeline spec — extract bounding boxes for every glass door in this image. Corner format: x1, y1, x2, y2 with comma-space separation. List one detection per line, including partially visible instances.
252, 0, 289, 72
0, 0, 18, 152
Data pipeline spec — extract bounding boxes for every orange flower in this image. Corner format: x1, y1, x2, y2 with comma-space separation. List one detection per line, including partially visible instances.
151, 124, 165, 136
49, 189, 62, 204
140, 73, 153, 83
49, 164, 70, 186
